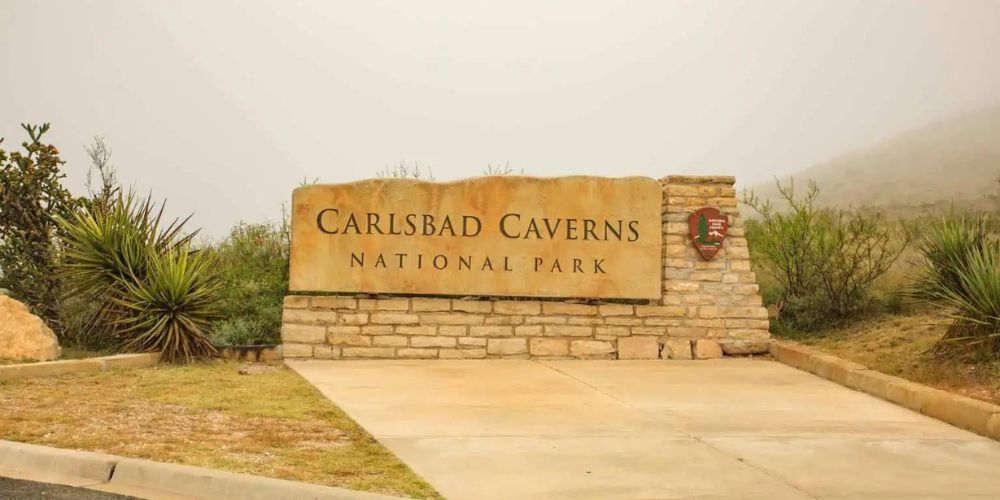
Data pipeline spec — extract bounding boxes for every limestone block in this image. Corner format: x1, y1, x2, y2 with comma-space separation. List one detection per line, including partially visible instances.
598, 304, 634, 316
311, 296, 357, 310
410, 336, 456, 348
419, 313, 485, 325
469, 326, 514, 337
570, 340, 615, 356
369, 313, 419, 325
487, 338, 528, 355
440, 348, 487, 359
327, 333, 371, 347
396, 326, 437, 336
514, 325, 543, 336
373, 335, 409, 347
375, 298, 410, 311
283, 309, 337, 325
693, 339, 723, 359
0, 296, 61, 362
542, 302, 597, 316
397, 348, 438, 359
341, 347, 396, 359
281, 324, 325, 344
361, 325, 394, 335
719, 340, 771, 356
411, 298, 451, 312
313, 345, 340, 359
282, 343, 314, 358
529, 338, 569, 356
543, 325, 592, 337
458, 337, 487, 347
453, 300, 492, 313
494, 301, 541, 315
662, 339, 692, 360
283, 296, 310, 309
337, 313, 368, 325
617, 337, 659, 360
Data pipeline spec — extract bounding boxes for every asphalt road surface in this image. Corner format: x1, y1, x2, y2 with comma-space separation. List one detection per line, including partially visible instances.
0, 477, 137, 500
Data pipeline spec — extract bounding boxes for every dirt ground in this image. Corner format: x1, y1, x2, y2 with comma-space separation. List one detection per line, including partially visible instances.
798, 306, 1000, 405
0, 360, 439, 499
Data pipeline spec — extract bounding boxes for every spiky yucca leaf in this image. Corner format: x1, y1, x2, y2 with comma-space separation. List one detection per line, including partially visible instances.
57, 190, 217, 361
913, 213, 1000, 359
112, 245, 220, 362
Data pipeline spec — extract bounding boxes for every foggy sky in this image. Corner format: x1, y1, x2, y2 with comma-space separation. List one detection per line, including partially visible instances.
2, 0, 999, 237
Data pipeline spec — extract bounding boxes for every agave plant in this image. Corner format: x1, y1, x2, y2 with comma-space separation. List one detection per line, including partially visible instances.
58, 190, 219, 361
913, 213, 1000, 359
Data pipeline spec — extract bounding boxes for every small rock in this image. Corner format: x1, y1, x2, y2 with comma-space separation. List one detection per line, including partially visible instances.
238, 364, 277, 375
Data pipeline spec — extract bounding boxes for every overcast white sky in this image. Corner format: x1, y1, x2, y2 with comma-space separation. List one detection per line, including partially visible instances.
2, 0, 999, 236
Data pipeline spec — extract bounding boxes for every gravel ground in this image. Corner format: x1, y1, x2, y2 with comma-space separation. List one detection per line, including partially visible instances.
0, 477, 138, 499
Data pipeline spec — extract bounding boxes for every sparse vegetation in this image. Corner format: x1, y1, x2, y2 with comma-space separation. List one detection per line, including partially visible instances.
744, 179, 909, 332
377, 160, 434, 180
211, 221, 289, 346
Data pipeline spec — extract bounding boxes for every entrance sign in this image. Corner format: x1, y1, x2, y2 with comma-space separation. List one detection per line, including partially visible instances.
289, 176, 663, 299
688, 207, 728, 261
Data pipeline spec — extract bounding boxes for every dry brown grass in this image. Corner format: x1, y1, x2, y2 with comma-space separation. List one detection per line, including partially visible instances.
800, 306, 1000, 405
0, 360, 439, 499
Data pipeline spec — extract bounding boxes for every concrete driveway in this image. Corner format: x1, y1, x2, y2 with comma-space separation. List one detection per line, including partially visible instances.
287, 359, 1000, 500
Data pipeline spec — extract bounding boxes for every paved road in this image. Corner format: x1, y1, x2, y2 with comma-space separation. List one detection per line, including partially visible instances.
0, 477, 136, 499
289, 358, 1000, 500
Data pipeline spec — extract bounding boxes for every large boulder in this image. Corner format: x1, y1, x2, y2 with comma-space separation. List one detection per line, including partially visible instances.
0, 295, 61, 361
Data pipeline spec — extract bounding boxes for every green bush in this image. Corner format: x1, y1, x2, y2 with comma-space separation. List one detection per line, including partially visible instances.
57, 190, 220, 362
211, 222, 289, 346
744, 180, 909, 332
913, 213, 1000, 359
0, 124, 81, 333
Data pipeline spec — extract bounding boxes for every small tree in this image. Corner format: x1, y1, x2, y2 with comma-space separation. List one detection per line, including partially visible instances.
744, 179, 909, 330
84, 136, 118, 210
0, 124, 80, 331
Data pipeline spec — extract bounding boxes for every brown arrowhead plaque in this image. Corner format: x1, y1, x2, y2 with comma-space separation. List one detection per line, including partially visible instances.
688, 207, 728, 261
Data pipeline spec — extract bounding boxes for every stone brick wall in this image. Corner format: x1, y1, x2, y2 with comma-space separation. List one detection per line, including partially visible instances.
281, 175, 770, 360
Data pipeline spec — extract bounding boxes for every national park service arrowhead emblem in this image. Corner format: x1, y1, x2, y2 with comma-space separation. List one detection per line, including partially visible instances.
688, 207, 728, 261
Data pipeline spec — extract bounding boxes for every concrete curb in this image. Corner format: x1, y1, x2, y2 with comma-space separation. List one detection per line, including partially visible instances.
771, 341, 1000, 441
0, 440, 116, 487
0, 440, 404, 499
0, 353, 161, 380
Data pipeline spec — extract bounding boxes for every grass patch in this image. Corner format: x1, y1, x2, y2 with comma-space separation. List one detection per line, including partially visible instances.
798, 307, 1000, 405
0, 361, 439, 498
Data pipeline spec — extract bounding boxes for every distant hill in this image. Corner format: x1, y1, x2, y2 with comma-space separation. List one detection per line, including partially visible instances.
747, 107, 1000, 211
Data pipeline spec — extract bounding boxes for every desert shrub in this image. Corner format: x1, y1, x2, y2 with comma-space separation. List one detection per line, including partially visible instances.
211, 221, 289, 346
0, 124, 81, 332
913, 213, 1000, 359
57, 190, 220, 362
744, 180, 909, 331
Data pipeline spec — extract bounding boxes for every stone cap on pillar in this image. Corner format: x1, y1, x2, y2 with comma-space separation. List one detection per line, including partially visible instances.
660, 175, 735, 185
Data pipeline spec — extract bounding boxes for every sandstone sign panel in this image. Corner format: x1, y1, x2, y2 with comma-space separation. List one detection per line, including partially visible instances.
289, 176, 663, 299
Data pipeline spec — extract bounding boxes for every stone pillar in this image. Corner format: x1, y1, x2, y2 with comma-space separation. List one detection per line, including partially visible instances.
659, 176, 770, 357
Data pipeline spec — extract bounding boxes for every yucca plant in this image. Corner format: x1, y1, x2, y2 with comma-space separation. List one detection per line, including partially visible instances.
913, 213, 1000, 359
58, 190, 219, 361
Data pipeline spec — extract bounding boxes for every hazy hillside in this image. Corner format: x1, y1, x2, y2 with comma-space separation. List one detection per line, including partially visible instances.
748, 107, 1000, 210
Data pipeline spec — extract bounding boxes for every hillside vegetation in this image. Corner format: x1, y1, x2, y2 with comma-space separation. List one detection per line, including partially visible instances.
749, 107, 1000, 211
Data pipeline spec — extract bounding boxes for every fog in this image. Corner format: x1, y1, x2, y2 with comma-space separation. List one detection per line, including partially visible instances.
2, 0, 999, 236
